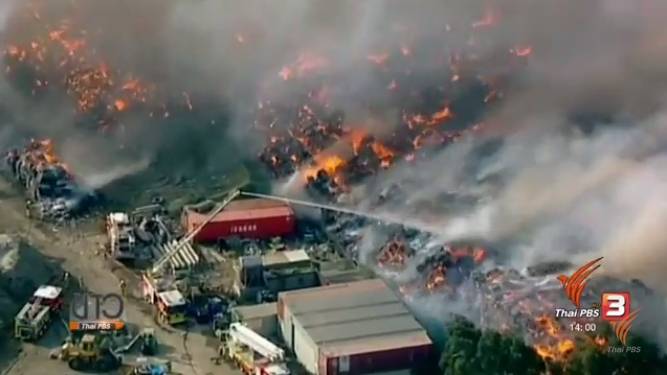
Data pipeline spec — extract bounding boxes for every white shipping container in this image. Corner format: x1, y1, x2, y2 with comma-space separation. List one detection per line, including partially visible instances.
293, 319, 318, 374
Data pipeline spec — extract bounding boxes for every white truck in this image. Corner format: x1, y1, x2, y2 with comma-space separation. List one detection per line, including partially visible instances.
106, 212, 137, 262
14, 285, 64, 341
223, 322, 290, 375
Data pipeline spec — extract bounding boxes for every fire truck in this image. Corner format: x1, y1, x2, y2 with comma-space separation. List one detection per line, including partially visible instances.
106, 212, 137, 261
141, 274, 188, 326
222, 323, 290, 375
14, 285, 64, 341
141, 190, 241, 326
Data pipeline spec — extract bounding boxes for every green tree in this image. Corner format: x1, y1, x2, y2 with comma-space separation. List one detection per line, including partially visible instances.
440, 317, 544, 375
564, 330, 667, 375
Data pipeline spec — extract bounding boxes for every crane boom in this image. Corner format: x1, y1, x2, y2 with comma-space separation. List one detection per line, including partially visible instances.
150, 189, 240, 274
229, 323, 285, 361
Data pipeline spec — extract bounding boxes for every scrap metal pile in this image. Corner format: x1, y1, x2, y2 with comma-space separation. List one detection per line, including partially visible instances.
4, 139, 95, 220
323, 211, 488, 295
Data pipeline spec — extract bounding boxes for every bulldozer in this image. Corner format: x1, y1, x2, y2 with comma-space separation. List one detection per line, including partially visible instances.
58, 333, 122, 372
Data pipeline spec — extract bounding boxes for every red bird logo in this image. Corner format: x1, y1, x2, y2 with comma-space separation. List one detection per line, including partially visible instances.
610, 309, 641, 346
557, 257, 603, 308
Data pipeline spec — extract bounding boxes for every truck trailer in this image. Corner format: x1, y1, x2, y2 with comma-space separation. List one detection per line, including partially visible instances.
182, 198, 295, 243
14, 285, 64, 341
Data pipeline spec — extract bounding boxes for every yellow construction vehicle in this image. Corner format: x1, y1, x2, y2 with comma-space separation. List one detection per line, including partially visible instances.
59, 333, 122, 372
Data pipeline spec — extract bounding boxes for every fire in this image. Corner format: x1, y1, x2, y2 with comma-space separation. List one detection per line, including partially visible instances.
23, 139, 70, 173
512, 46, 533, 57
305, 155, 346, 180
114, 99, 127, 111
472, 6, 499, 29
367, 53, 390, 65
279, 67, 292, 81
536, 315, 560, 337
472, 247, 487, 264
428, 106, 453, 125
377, 240, 409, 269
533, 315, 577, 362
280, 52, 329, 80
350, 131, 367, 156
370, 142, 395, 168
256, 4, 521, 197
7, 45, 20, 57
3, 3, 193, 133
593, 335, 608, 347
426, 266, 447, 291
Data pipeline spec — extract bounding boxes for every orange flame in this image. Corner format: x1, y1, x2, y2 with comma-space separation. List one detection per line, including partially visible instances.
371, 142, 395, 167
350, 130, 367, 156
114, 99, 127, 111
512, 46, 533, 57
473, 6, 499, 29
367, 53, 390, 65
305, 155, 346, 180
426, 266, 447, 291
428, 106, 453, 125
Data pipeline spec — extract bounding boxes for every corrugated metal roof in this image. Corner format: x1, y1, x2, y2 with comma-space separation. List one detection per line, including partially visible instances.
224, 199, 290, 211
282, 280, 398, 314
296, 302, 408, 328
322, 330, 432, 357
280, 279, 432, 356
262, 250, 310, 267
186, 205, 293, 223
233, 302, 277, 320
308, 315, 423, 344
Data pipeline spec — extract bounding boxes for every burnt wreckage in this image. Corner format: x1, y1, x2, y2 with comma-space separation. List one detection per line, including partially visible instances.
5, 140, 96, 220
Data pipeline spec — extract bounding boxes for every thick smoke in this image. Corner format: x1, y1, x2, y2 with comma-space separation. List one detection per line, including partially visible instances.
2, 0, 667, 344
345, 0, 667, 346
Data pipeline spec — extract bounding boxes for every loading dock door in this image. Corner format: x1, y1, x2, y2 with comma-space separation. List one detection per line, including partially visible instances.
339, 356, 350, 373
291, 318, 295, 351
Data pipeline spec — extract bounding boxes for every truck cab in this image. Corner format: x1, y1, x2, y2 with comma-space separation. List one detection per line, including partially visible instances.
156, 290, 187, 325
30, 285, 64, 312
107, 212, 136, 261
14, 285, 62, 341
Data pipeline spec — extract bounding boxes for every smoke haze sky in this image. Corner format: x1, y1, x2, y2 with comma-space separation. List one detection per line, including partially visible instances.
1, 0, 667, 343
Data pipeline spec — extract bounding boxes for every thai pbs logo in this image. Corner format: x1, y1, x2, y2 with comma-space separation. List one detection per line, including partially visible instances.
556, 257, 640, 346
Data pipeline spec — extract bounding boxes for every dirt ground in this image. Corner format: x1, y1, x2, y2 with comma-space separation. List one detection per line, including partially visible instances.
0, 177, 240, 375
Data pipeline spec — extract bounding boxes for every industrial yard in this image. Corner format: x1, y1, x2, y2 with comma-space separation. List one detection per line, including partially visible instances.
2, 1, 667, 375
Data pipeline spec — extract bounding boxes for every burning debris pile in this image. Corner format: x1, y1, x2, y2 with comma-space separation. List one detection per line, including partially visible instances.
324, 210, 489, 295
257, 32, 529, 201
2, 1, 191, 132
322, 199, 633, 364
473, 266, 629, 363
4, 139, 96, 220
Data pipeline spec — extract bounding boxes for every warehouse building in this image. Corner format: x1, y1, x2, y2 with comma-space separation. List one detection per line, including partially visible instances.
277, 279, 432, 375
233, 250, 320, 301
231, 302, 278, 338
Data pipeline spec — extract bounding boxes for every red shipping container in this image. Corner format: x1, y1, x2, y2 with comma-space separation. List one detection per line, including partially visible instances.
182, 198, 296, 242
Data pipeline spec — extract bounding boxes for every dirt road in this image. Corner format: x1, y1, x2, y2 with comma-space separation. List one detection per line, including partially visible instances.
0, 177, 238, 375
